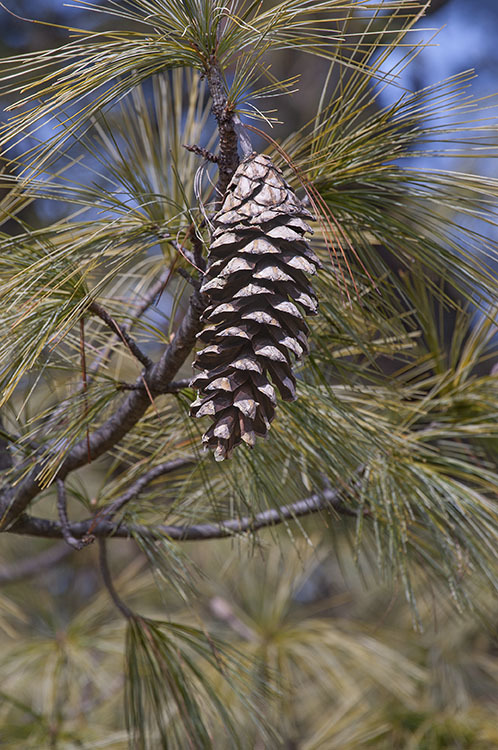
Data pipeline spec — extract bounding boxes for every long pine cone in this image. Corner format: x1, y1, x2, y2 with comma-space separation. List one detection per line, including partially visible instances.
191, 153, 321, 460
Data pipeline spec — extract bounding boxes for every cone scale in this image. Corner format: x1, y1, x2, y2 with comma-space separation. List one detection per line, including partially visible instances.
191, 153, 321, 460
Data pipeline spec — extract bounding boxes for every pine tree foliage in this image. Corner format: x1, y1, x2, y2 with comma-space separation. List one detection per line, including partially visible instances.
0, 0, 497, 747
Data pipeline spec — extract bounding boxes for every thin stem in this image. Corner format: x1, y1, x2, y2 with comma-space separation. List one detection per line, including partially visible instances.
177, 267, 201, 289
125, 266, 172, 326
163, 379, 192, 393
80, 317, 92, 463
183, 143, 219, 163
87, 267, 172, 382
89, 301, 152, 369
57, 479, 91, 550
101, 457, 196, 520
115, 378, 192, 393
191, 231, 206, 273
0, 413, 12, 471
98, 539, 135, 620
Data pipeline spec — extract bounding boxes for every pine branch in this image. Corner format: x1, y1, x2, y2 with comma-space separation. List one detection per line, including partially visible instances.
87, 267, 172, 383
6, 486, 357, 542
177, 267, 201, 289
206, 60, 239, 200
161, 379, 192, 393
116, 378, 192, 393
101, 457, 196, 520
183, 143, 219, 163
147, 288, 207, 392
89, 301, 153, 369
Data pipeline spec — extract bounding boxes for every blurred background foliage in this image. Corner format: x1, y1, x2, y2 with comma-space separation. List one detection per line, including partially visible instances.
0, 1, 497, 747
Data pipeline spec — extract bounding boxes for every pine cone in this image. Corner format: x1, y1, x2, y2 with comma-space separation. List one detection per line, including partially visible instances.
190, 153, 321, 461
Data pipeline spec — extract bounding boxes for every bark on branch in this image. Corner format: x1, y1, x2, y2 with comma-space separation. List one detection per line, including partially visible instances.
0, 413, 12, 471
7, 487, 357, 542
89, 301, 152, 369
206, 61, 239, 200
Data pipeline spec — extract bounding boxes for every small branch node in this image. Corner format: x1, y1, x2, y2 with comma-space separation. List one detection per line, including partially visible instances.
57, 479, 90, 550
161, 378, 192, 394
183, 143, 219, 163
178, 267, 201, 289
115, 381, 142, 391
